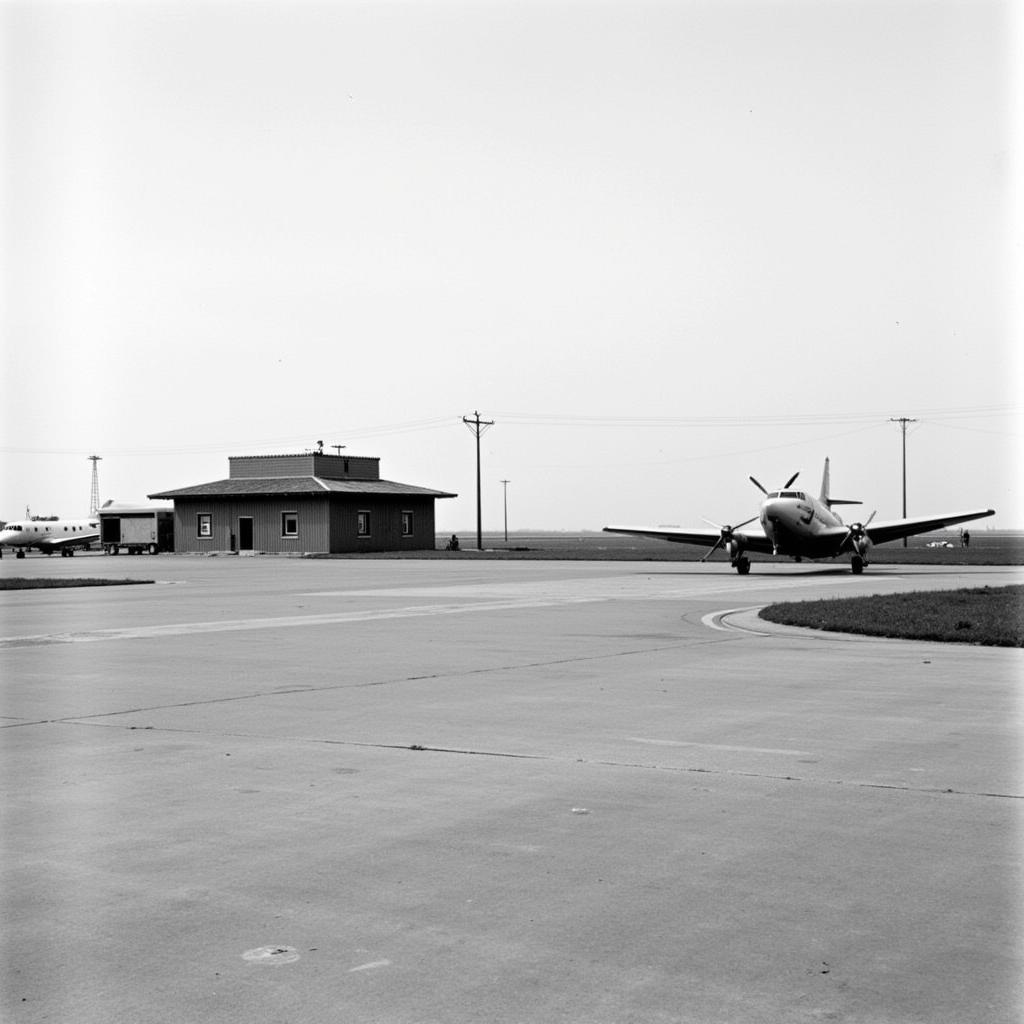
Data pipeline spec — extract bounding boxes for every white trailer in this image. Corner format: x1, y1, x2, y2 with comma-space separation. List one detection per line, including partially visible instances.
99, 505, 174, 555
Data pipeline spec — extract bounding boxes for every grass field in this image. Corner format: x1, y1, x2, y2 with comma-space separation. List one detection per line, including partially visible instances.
0, 578, 153, 591
759, 584, 1024, 647
422, 530, 1024, 566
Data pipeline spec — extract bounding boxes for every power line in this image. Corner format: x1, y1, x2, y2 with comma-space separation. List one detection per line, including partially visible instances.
1, 404, 1016, 458
492, 404, 1016, 429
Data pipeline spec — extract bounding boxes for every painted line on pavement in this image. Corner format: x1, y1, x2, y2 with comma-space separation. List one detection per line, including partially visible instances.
0, 596, 608, 649
701, 606, 774, 635
628, 736, 811, 756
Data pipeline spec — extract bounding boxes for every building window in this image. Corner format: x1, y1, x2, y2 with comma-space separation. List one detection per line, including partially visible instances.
197, 513, 212, 538
401, 511, 413, 536
357, 511, 370, 537
282, 512, 298, 538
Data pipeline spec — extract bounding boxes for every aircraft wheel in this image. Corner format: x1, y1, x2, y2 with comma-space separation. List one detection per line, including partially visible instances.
736, 556, 751, 575
16, 549, 25, 559
851, 555, 864, 574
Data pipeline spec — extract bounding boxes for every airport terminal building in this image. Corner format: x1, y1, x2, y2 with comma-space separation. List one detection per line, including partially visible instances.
149, 453, 456, 555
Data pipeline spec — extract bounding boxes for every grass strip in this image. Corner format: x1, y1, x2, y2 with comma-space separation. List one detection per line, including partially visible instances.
0, 578, 155, 591
759, 584, 1024, 647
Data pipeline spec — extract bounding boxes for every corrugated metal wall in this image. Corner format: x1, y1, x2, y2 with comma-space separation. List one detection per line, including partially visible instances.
328, 497, 436, 552
228, 454, 380, 480
171, 495, 438, 553
171, 496, 331, 553
229, 456, 318, 479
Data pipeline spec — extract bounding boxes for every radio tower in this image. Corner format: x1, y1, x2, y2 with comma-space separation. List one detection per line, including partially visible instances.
88, 455, 102, 515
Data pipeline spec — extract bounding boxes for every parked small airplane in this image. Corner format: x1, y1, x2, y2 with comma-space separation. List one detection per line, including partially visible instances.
0, 516, 100, 558
604, 458, 994, 574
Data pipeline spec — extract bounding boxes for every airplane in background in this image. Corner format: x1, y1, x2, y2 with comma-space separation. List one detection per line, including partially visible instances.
604, 458, 995, 575
0, 516, 100, 558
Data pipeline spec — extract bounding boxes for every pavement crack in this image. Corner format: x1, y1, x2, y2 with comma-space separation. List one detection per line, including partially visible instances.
8, 640, 722, 728
34, 720, 1023, 799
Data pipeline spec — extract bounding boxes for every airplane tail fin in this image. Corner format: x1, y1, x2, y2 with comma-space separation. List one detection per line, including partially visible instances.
820, 457, 863, 509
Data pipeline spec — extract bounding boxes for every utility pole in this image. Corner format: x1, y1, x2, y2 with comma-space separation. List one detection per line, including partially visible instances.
500, 479, 510, 543
462, 411, 494, 550
331, 445, 346, 456
88, 455, 102, 516
889, 417, 917, 546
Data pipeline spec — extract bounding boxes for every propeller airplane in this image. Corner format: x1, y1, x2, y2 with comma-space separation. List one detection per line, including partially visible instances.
604, 458, 994, 575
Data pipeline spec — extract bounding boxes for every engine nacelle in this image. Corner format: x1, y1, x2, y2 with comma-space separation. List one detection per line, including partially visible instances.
848, 526, 872, 560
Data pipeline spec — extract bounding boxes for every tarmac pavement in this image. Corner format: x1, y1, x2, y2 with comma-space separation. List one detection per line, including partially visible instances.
1, 555, 1022, 1023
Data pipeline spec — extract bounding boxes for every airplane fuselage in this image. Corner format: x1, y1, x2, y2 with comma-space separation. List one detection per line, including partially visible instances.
759, 488, 852, 559
0, 518, 100, 558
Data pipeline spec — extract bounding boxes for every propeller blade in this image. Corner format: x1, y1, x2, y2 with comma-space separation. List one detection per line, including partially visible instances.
700, 514, 758, 535
700, 536, 725, 562
699, 514, 759, 562
784, 471, 800, 488
842, 511, 878, 553
749, 476, 767, 494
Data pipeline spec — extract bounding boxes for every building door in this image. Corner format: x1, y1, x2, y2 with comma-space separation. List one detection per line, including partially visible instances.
238, 517, 254, 551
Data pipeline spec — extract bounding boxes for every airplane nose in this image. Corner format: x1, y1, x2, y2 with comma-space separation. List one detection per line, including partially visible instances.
761, 499, 782, 523
761, 499, 788, 541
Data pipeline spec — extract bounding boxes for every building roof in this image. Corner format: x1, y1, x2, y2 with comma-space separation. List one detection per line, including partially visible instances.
148, 477, 457, 500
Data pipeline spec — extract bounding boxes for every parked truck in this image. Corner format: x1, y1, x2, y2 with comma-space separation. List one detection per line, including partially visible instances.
99, 504, 174, 555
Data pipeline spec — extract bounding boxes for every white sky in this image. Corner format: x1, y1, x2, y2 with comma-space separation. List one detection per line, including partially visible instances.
2, 0, 1021, 532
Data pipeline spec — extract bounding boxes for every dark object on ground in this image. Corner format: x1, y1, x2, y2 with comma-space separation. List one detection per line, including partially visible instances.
0, 578, 155, 591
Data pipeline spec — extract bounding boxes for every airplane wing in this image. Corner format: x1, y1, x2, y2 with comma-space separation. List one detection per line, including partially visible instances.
37, 532, 99, 551
602, 525, 775, 555
862, 508, 995, 547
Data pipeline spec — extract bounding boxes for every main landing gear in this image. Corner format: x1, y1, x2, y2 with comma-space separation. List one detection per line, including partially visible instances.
733, 555, 751, 575
851, 555, 865, 574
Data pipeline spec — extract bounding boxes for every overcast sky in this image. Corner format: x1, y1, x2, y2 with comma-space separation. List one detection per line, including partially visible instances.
2, 0, 1020, 533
